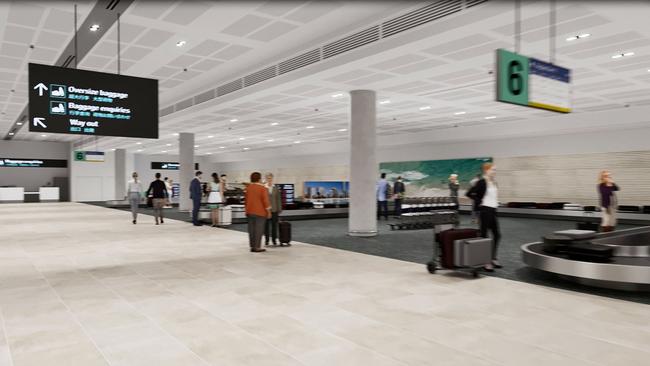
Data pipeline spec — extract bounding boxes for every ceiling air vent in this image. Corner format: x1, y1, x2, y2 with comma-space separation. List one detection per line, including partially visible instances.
217, 79, 243, 97
382, 0, 462, 38
279, 49, 320, 75
244, 65, 278, 87
106, 0, 120, 11
61, 55, 75, 68
323, 26, 380, 59
465, 0, 488, 8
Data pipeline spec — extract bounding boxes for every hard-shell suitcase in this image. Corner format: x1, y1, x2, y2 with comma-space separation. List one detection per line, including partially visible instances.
279, 221, 291, 245
576, 222, 600, 231
218, 206, 232, 226
554, 229, 596, 240
565, 243, 613, 262
454, 238, 492, 267
542, 234, 574, 254
438, 228, 480, 269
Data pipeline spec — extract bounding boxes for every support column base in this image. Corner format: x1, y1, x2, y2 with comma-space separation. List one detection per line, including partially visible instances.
348, 230, 378, 237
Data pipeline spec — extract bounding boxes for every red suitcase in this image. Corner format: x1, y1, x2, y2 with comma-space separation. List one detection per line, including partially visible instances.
438, 228, 480, 269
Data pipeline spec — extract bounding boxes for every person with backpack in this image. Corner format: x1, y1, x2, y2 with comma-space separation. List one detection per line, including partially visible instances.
376, 173, 391, 220
465, 163, 501, 272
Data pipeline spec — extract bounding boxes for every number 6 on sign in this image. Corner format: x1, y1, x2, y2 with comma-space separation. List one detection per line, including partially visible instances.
497, 49, 529, 106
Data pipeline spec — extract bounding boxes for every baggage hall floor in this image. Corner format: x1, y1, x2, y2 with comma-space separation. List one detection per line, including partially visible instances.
1, 203, 649, 366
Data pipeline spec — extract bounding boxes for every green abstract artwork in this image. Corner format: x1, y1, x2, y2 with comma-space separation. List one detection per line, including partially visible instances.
380, 157, 492, 197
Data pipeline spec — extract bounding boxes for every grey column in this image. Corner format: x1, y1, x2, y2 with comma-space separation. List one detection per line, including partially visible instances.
114, 148, 127, 200
348, 90, 377, 237
179, 132, 194, 211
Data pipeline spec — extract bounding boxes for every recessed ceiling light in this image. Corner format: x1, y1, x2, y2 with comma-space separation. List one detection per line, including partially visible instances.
137, 149, 143, 152
162, 150, 167, 153
239, 137, 245, 140
419, 106, 431, 111
16, 122, 22, 125
41, 134, 47, 137
89, 24, 100, 32
270, 122, 279, 126
243, 147, 250, 150
110, 148, 116, 151
194, 145, 199, 148
229, 118, 238, 122
8, 132, 14, 136
485, 116, 497, 120
331, 93, 344, 98
379, 100, 391, 105
166, 143, 172, 146
306, 125, 315, 129
206, 152, 212, 155
176, 40, 187, 47
294, 140, 301, 144
454, 111, 466, 115
207, 135, 214, 138
612, 52, 634, 59
566, 33, 590, 42
337, 128, 347, 132
267, 139, 274, 142
172, 133, 179, 136
136, 142, 142, 145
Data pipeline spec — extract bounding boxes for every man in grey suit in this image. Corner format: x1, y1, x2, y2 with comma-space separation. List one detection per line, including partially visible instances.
190, 171, 203, 226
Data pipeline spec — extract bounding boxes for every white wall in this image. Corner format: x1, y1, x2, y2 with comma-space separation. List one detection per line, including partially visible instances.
0, 140, 70, 191
215, 126, 650, 203
70, 150, 117, 202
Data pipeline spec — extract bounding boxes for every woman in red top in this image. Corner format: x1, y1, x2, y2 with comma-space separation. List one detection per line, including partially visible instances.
245, 172, 271, 252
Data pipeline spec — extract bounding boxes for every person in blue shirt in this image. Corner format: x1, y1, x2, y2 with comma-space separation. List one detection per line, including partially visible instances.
376, 173, 390, 220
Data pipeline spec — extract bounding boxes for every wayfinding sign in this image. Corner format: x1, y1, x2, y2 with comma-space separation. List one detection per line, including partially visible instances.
28, 63, 159, 138
496, 49, 571, 113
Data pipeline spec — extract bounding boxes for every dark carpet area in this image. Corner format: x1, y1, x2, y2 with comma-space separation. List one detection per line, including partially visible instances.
90, 202, 650, 304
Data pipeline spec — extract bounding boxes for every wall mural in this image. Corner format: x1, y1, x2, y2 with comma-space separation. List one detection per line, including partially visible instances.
379, 157, 492, 197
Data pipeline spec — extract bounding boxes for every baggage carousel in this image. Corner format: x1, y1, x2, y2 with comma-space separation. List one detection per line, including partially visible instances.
521, 227, 650, 291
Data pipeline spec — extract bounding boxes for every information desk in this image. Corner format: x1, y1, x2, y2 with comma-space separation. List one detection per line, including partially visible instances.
0, 187, 24, 202
0, 187, 60, 202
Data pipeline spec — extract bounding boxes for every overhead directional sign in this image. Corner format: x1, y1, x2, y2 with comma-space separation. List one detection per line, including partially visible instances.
0, 157, 67, 168
496, 49, 571, 113
28, 63, 159, 138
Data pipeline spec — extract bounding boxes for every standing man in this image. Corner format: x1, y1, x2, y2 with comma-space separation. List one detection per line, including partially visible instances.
190, 171, 203, 226
145, 173, 169, 225
264, 173, 282, 246
376, 173, 390, 220
393, 176, 405, 217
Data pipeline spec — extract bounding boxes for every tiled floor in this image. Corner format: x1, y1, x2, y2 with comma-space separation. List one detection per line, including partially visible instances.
0, 203, 648, 366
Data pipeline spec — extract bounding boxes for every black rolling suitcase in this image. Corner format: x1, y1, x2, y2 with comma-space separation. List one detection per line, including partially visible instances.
565, 243, 613, 263
279, 221, 292, 246
576, 222, 599, 231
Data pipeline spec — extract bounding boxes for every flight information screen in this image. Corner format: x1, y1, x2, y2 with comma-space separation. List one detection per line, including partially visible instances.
28, 63, 158, 138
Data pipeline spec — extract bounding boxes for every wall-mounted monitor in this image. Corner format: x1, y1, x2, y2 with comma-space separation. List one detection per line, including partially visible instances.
151, 162, 199, 170
0, 157, 68, 168
28, 63, 158, 138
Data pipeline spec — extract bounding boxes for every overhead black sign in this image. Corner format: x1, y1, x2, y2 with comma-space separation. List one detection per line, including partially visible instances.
28, 63, 158, 138
0, 157, 68, 168
151, 162, 199, 170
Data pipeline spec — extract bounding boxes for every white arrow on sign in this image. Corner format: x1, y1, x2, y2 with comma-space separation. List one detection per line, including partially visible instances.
33, 117, 47, 128
33, 83, 48, 96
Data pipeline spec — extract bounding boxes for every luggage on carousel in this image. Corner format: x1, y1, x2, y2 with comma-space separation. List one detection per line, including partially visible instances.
542, 234, 574, 254
453, 238, 492, 267
554, 229, 597, 240
565, 243, 613, 263
218, 206, 232, 226
583, 206, 597, 212
618, 205, 640, 213
279, 221, 292, 245
438, 228, 480, 269
576, 222, 600, 231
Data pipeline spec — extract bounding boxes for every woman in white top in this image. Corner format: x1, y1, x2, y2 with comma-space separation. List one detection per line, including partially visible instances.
466, 163, 501, 272
127, 172, 143, 224
207, 172, 225, 227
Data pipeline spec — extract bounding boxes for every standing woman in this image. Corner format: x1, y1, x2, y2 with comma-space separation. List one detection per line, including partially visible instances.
264, 173, 282, 246
599, 170, 619, 232
466, 163, 501, 272
448, 174, 460, 205
245, 172, 271, 253
127, 172, 143, 224
207, 172, 225, 227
